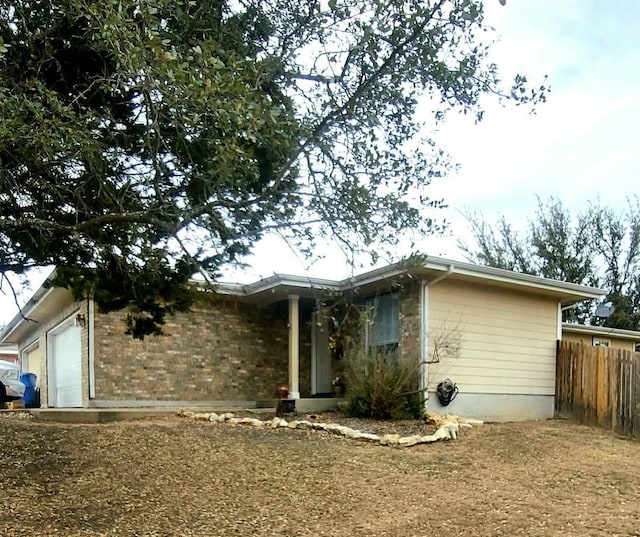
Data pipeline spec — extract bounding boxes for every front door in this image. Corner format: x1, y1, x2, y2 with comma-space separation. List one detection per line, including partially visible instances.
311, 312, 332, 395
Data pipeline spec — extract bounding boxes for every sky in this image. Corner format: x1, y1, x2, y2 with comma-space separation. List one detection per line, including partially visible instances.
1, 0, 639, 324
237, 0, 640, 279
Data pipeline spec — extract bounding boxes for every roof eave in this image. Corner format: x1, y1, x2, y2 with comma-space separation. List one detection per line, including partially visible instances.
0, 287, 56, 343
420, 257, 605, 302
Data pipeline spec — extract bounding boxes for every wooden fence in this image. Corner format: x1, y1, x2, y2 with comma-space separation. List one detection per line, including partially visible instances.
556, 340, 640, 436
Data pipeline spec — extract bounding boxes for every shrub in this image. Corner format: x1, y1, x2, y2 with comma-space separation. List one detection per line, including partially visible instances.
342, 345, 423, 420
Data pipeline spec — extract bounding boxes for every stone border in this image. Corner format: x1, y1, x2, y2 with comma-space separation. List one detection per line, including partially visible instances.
177, 411, 483, 448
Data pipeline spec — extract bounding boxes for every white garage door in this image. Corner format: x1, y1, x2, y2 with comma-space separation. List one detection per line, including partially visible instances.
49, 321, 83, 407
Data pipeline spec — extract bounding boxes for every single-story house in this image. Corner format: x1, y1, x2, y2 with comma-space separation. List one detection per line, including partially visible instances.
0, 256, 605, 421
562, 323, 640, 352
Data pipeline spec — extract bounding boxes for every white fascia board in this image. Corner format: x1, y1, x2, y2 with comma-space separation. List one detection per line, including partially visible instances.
422, 257, 605, 300
344, 255, 604, 300
243, 274, 343, 296
209, 282, 246, 296
340, 266, 407, 288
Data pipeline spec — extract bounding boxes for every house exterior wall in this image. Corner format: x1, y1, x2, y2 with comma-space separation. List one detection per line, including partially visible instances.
22, 342, 45, 388
562, 331, 637, 352
14, 296, 89, 408
425, 279, 558, 421
398, 283, 422, 366
0, 352, 18, 363
5, 269, 592, 417
92, 295, 310, 403
426, 279, 558, 394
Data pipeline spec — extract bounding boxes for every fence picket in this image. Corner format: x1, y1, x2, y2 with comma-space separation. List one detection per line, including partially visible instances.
556, 342, 640, 438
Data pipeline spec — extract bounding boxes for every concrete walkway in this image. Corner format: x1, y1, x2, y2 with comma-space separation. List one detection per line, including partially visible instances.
25, 407, 275, 423
0, 398, 341, 423
0, 407, 272, 424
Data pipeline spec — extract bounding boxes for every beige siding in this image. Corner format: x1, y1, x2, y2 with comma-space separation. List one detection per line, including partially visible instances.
22, 342, 45, 388
427, 280, 558, 396
562, 332, 636, 352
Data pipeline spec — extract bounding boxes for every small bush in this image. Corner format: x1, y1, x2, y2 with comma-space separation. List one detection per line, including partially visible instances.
342, 346, 423, 420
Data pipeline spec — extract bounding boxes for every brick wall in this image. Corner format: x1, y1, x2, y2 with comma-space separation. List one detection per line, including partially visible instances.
93, 295, 313, 401
398, 283, 421, 365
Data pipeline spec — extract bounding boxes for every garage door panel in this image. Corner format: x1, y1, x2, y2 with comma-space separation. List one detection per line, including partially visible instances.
50, 323, 82, 407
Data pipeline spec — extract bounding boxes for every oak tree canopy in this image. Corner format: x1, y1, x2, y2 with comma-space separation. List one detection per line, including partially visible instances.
0, 0, 545, 336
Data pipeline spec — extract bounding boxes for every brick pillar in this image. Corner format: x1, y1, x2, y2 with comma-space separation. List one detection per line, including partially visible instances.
288, 294, 300, 399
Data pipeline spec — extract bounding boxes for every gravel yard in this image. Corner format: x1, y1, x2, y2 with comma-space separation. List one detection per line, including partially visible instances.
1, 412, 639, 537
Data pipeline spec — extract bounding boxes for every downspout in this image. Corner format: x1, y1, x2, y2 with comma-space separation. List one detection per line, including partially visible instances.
554, 301, 564, 419
557, 302, 564, 341
420, 264, 455, 412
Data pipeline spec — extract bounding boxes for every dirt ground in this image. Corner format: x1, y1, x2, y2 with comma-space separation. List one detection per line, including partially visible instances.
1, 412, 640, 537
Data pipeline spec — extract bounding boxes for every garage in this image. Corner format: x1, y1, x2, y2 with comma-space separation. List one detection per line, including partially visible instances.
48, 318, 83, 407
22, 340, 43, 386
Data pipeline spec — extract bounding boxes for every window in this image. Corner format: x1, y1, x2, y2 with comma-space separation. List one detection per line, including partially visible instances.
366, 294, 400, 350
592, 338, 610, 348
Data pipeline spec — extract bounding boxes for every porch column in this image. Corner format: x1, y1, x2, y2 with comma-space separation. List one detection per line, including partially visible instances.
288, 294, 300, 399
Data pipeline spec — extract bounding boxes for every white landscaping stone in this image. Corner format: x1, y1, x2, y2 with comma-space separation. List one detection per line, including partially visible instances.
184, 409, 476, 448
340, 427, 361, 439
445, 422, 459, 440
357, 432, 381, 442
428, 423, 457, 441
398, 435, 422, 447
295, 420, 313, 429
271, 417, 286, 428
250, 418, 266, 427
380, 434, 400, 446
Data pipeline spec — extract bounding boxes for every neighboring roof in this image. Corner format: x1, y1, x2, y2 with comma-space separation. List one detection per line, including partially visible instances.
562, 322, 640, 342
1, 254, 606, 343
0, 342, 18, 353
